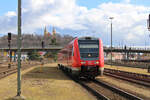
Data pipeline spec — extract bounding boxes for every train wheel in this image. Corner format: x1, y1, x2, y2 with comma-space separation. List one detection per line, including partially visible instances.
64, 67, 68, 72
62, 66, 64, 71
58, 65, 61, 70
65, 68, 68, 72
91, 76, 95, 80
58, 64, 60, 69
68, 68, 71, 73
87, 76, 95, 80
100, 70, 103, 76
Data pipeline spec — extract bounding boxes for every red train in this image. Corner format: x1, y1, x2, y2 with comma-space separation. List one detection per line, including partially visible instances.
58, 37, 104, 79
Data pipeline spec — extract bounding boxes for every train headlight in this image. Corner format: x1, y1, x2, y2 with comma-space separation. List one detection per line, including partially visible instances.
95, 61, 99, 64
81, 62, 86, 64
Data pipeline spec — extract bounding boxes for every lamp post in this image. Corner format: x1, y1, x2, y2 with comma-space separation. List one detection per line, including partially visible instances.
147, 14, 150, 73
109, 17, 114, 66
147, 14, 150, 31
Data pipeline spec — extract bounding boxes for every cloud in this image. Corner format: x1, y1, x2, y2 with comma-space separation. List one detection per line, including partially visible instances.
124, 0, 130, 3
0, 0, 150, 46
22, 0, 88, 32
5, 11, 17, 17
0, 11, 17, 34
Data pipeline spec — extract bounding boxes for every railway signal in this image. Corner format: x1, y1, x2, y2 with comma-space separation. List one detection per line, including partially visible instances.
41, 41, 44, 49
41, 41, 45, 72
8, 32, 12, 69
8, 32, 11, 41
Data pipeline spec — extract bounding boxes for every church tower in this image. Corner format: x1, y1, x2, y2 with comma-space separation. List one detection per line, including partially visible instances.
44, 27, 48, 37
52, 27, 56, 36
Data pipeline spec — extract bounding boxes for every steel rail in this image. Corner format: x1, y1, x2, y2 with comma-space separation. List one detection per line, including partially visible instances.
93, 79, 143, 100
61, 69, 110, 100
76, 80, 110, 100
0, 63, 39, 79
104, 72, 150, 87
59, 65, 143, 100
104, 68, 150, 83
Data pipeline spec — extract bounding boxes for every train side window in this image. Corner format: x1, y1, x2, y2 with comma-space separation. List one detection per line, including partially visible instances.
72, 47, 74, 56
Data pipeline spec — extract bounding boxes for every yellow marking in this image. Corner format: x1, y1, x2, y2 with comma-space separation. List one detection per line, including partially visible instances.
12, 51, 15, 56
4, 52, 7, 56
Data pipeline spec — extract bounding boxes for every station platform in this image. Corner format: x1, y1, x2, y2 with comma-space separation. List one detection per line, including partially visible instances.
0, 63, 95, 100
104, 64, 150, 75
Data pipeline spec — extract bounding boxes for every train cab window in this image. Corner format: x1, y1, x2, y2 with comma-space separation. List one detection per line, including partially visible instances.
78, 40, 99, 60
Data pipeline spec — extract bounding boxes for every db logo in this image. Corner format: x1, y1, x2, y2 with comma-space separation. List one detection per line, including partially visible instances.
88, 61, 92, 64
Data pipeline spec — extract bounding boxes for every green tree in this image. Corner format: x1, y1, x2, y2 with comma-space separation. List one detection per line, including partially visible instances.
44, 52, 53, 58
44, 52, 57, 62
51, 37, 56, 45
53, 52, 57, 62
27, 51, 41, 60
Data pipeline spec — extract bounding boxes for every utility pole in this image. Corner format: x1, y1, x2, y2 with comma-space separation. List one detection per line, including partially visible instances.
13, 1, 25, 99
109, 17, 114, 66
17, 0, 22, 97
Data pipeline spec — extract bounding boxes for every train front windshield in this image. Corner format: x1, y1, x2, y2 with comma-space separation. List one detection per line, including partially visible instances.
78, 40, 99, 60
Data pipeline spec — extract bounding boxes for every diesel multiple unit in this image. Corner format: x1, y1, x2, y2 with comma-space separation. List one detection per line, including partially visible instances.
58, 37, 104, 79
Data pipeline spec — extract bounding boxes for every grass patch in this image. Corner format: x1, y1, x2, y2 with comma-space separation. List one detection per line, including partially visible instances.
22, 66, 68, 80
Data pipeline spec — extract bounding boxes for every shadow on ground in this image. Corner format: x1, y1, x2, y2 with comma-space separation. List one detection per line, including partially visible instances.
22, 66, 68, 80
5, 99, 12, 100
5, 98, 31, 100
5, 98, 26, 100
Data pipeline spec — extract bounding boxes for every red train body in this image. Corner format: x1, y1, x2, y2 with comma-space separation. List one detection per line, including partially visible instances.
58, 37, 104, 78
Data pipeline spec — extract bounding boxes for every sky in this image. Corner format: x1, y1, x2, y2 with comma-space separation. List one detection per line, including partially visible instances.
0, 0, 150, 46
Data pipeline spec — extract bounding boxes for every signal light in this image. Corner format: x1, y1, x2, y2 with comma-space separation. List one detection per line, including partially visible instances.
41, 41, 44, 48
8, 32, 11, 41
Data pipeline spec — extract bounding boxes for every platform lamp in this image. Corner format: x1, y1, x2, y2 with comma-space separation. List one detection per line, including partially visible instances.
147, 14, 150, 73
147, 14, 150, 31
109, 17, 114, 67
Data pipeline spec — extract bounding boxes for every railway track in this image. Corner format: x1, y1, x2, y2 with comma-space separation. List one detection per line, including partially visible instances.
0, 62, 41, 79
93, 79, 142, 100
72, 77, 143, 100
61, 69, 142, 100
76, 79, 109, 100
0, 68, 18, 79
104, 68, 150, 87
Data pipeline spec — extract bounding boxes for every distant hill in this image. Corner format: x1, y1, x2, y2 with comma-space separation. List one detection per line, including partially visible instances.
0, 33, 74, 48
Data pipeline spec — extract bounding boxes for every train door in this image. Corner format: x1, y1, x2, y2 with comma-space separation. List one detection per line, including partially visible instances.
68, 45, 73, 67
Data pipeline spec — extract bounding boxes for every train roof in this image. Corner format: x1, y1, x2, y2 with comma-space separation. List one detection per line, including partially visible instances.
61, 36, 101, 50
78, 36, 99, 40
